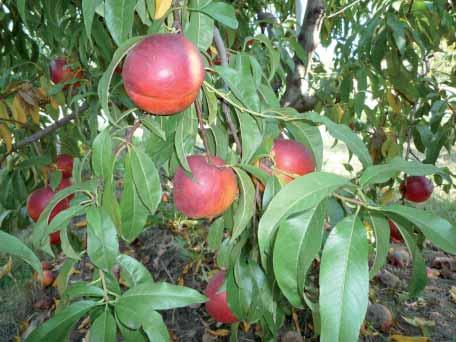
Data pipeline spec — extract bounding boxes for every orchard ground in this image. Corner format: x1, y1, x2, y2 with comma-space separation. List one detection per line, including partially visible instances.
1, 132, 455, 341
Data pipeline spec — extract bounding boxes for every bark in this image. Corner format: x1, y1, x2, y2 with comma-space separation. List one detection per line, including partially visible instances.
282, 0, 325, 112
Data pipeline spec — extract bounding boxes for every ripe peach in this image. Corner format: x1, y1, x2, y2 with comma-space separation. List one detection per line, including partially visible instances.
50, 57, 82, 85
205, 271, 238, 324
388, 219, 403, 243
400, 176, 434, 203
26, 186, 69, 223
271, 139, 315, 183
173, 155, 238, 219
49, 231, 61, 245
122, 34, 205, 115
41, 270, 55, 287
55, 154, 73, 178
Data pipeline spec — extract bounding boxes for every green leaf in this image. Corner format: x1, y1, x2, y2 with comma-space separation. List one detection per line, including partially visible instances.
36, 180, 97, 226
129, 146, 162, 214
198, 2, 238, 29
87, 207, 119, 271
367, 212, 390, 279
82, 0, 102, 39
382, 204, 456, 254
306, 112, 372, 167
232, 167, 255, 240
104, 0, 137, 45
98, 36, 144, 125
359, 157, 443, 187
209, 124, 229, 160
116, 282, 207, 329
214, 66, 260, 112
319, 215, 369, 342
141, 117, 166, 141
119, 322, 146, 342
245, 35, 279, 82
64, 282, 105, 300
262, 176, 281, 209
395, 220, 427, 297
273, 202, 325, 308
120, 155, 149, 242
387, 14, 406, 55
89, 308, 117, 342
286, 121, 323, 171
17, 0, 28, 27
56, 258, 76, 296
102, 179, 122, 232
0, 230, 42, 276
142, 311, 170, 342
60, 227, 81, 260
208, 216, 225, 251
26, 301, 97, 342
117, 254, 153, 288
258, 172, 350, 269
92, 129, 115, 180
235, 111, 262, 164
174, 107, 197, 172
47, 205, 89, 237
184, 0, 214, 51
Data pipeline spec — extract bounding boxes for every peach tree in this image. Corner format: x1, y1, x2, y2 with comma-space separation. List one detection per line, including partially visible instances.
0, 0, 455, 341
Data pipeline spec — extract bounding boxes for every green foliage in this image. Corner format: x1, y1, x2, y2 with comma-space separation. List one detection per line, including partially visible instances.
0, 0, 455, 341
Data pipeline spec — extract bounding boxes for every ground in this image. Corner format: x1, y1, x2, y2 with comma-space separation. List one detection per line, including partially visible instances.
0, 132, 455, 341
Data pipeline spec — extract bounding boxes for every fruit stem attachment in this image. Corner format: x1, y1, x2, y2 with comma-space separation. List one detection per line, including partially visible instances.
195, 100, 211, 157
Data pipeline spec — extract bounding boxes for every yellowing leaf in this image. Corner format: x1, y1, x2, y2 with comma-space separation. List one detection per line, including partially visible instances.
0, 124, 13, 152
154, 0, 172, 19
381, 189, 395, 205
29, 105, 40, 125
387, 89, 401, 113
0, 101, 9, 120
11, 95, 27, 126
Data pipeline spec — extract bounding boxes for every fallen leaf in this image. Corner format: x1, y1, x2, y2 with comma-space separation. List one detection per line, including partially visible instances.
207, 328, 230, 337
390, 335, 429, 342
449, 286, 456, 304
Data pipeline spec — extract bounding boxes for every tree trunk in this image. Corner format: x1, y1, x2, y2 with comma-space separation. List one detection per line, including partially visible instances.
282, 0, 325, 112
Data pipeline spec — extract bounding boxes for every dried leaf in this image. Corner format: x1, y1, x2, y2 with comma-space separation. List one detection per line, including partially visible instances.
208, 328, 230, 337
389, 335, 429, 342
0, 123, 13, 152
449, 286, 456, 304
11, 95, 27, 125
154, 0, 172, 19
0, 257, 13, 279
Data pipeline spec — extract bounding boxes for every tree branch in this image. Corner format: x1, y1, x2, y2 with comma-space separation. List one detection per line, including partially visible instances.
0, 102, 88, 164
213, 27, 242, 155
195, 99, 211, 156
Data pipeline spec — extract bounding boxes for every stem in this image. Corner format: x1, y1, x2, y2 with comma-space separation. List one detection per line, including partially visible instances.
333, 192, 373, 209
194, 100, 211, 156
326, 0, 363, 19
99, 270, 110, 303
173, 0, 183, 32
213, 27, 243, 154
113, 121, 142, 156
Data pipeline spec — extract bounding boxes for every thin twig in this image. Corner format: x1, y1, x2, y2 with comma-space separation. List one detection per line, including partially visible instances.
213, 27, 242, 155
99, 270, 110, 302
326, 0, 363, 19
113, 120, 142, 155
407, 0, 415, 16
333, 193, 367, 208
173, 0, 183, 32
195, 100, 211, 156
0, 102, 89, 165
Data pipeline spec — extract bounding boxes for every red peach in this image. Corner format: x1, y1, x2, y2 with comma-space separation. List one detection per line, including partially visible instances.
271, 139, 315, 183
122, 34, 205, 115
388, 219, 403, 243
49, 231, 61, 245
41, 270, 55, 287
400, 176, 434, 203
50, 57, 82, 85
55, 154, 73, 178
205, 271, 238, 324
26, 186, 69, 223
173, 155, 238, 219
